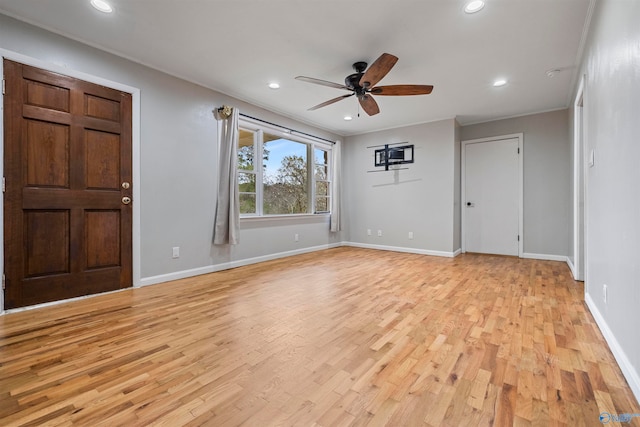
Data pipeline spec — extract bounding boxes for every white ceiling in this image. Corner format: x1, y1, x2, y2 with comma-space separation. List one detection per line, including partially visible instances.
0, 0, 593, 136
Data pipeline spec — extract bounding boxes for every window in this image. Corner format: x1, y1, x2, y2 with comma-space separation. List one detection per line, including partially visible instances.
238, 129, 257, 214
238, 120, 332, 216
314, 148, 330, 213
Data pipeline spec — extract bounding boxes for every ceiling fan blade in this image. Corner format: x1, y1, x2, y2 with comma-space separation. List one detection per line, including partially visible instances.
295, 76, 349, 90
359, 53, 398, 88
308, 93, 354, 111
371, 84, 434, 96
359, 94, 380, 116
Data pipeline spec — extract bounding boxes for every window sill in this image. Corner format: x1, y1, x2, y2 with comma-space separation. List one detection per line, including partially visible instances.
240, 213, 330, 226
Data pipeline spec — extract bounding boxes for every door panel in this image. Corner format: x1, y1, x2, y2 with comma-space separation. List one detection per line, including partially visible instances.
464, 138, 519, 256
26, 120, 70, 187
86, 130, 121, 189
25, 210, 70, 276
3, 59, 133, 309
86, 210, 121, 269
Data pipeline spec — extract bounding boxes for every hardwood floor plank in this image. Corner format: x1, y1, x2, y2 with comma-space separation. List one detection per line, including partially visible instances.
1, 248, 639, 426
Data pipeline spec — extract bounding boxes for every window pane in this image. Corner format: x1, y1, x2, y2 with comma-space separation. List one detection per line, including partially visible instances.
238, 129, 255, 171
263, 136, 308, 214
315, 197, 329, 212
240, 193, 256, 214
315, 164, 327, 181
316, 181, 328, 197
315, 148, 328, 165
238, 171, 256, 192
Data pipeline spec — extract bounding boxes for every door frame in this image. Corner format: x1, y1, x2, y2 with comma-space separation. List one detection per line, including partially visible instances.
0, 49, 142, 313
571, 75, 586, 282
461, 133, 523, 256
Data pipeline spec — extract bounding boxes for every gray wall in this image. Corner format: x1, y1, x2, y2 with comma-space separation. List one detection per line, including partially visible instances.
343, 119, 458, 255
0, 14, 343, 291
453, 120, 461, 251
577, 0, 640, 400
460, 109, 571, 257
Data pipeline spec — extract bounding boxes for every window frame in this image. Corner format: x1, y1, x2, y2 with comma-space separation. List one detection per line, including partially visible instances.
237, 129, 259, 216
313, 146, 330, 214
238, 118, 332, 218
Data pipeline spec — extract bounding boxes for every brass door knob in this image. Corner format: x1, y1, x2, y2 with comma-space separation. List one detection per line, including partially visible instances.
122, 196, 132, 205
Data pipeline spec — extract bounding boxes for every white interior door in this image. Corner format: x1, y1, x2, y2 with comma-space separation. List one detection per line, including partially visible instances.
464, 137, 520, 256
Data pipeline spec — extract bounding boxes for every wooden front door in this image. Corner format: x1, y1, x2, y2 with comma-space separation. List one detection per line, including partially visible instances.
3, 59, 133, 309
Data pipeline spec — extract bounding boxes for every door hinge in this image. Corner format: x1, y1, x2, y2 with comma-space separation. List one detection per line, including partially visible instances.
2, 177, 5, 193
517, 235, 520, 241
2, 274, 5, 290
517, 147, 520, 154
2, 79, 5, 95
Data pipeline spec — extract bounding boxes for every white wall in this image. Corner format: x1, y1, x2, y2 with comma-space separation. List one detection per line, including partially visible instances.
460, 109, 571, 257
0, 14, 343, 295
577, 0, 640, 402
343, 119, 458, 255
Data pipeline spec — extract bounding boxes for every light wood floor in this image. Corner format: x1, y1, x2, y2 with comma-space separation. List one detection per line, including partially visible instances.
1, 248, 639, 426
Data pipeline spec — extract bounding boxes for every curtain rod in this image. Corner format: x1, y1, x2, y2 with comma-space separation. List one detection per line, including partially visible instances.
216, 107, 336, 145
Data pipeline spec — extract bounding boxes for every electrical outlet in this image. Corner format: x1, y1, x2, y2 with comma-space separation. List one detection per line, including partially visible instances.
294, 233, 299, 242
603, 284, 607, 304
408, 231, 414, 240
172, 247, 180, 259
377, 230, 383, 237
367, 229, 372, 236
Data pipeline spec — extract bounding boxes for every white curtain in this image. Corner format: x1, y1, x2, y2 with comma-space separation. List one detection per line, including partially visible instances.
213, 107, 240, 245
330, 140, 342, 232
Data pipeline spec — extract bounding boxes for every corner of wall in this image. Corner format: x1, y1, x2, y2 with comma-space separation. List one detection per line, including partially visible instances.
585, 293, 640, 405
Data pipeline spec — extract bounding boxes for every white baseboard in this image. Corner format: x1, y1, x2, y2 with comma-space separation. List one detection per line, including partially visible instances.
139, 242, 343, 287
343, 241, 459, 258
566, 257, 578, 279
139, 265, 223, 288
140, 241, 457, 288
521, 252, 569, 263
3, 288, 125, 315
585, 293, 640, 406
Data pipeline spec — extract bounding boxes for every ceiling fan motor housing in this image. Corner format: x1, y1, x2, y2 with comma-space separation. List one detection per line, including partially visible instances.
345, 61, 369, 91
345, 73, 364, 90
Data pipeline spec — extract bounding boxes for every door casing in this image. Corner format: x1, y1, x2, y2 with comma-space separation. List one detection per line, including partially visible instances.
572, 76, 586, 282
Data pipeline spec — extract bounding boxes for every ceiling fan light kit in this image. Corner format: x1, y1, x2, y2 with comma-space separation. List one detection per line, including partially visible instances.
295, 53, 434, 116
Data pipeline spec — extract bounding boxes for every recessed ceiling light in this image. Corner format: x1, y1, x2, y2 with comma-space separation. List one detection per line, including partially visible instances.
493, 79, 507, 87
90, 0, 113, 13
268, 82, 280, 89
464, 0, 485, 14
344, 115, 353, 121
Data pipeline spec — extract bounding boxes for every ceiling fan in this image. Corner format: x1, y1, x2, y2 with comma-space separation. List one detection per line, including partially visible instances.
295, 53, 433, 116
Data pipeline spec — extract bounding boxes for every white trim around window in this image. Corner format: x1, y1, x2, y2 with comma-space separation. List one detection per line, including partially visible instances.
238, 117, 333, 219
